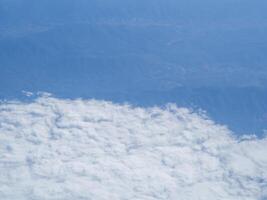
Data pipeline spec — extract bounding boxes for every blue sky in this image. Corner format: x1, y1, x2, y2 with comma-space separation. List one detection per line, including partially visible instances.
0, 0, 267, 135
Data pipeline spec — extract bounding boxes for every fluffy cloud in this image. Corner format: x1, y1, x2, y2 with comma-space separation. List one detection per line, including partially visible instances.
0, 95, 266, 200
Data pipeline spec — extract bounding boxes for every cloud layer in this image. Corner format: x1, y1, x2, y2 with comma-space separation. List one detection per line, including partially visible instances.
0, 95, 266, 200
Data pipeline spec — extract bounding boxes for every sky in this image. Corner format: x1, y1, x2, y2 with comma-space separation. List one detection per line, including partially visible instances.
0, 1, 267, 199
1, 0, 267, 135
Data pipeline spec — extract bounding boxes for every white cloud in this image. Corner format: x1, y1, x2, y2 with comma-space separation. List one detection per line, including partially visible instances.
0, 95, 266, 200
21, 90, 34, 97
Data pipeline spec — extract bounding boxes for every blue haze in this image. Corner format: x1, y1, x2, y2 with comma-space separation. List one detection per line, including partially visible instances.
0, 0, 267, 135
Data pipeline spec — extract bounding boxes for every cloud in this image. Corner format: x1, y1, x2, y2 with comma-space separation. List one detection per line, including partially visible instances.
22, 90, 34, 97
0, 95, 266, 200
